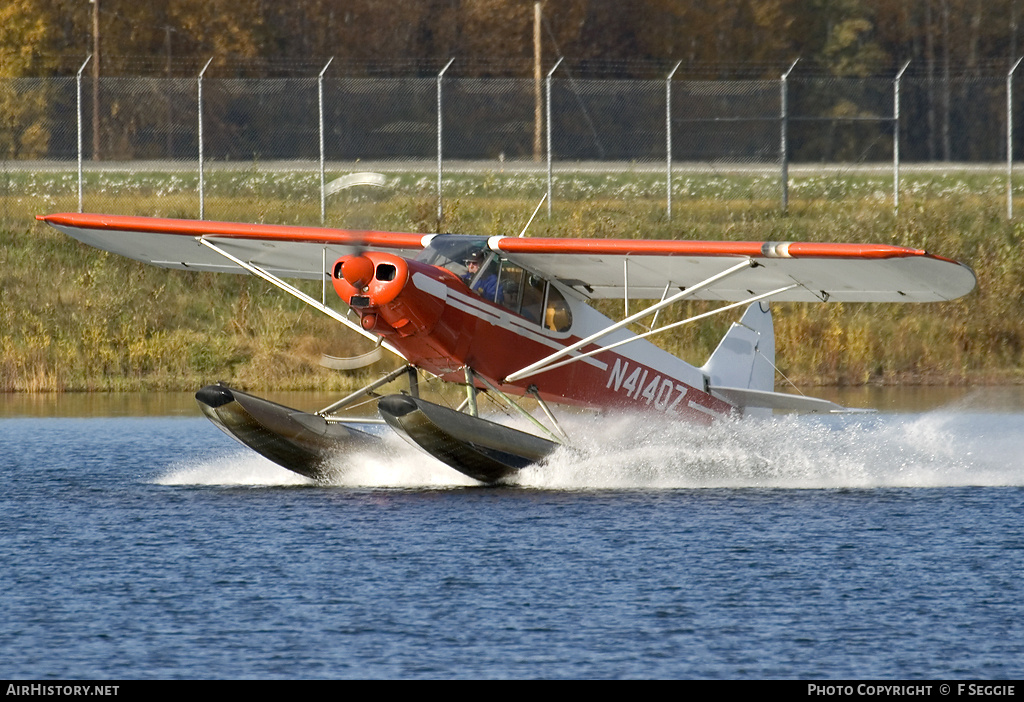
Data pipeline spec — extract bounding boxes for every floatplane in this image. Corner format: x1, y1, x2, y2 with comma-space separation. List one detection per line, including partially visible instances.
38, 210, 975, 483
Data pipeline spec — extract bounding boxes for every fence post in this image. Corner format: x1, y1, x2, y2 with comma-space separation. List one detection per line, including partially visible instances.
533, 1, 543, 161
76, 55, 92, 213
1010, 58, 1023, 219
197, 57, 213, 220
780, 59, 798, 213
546, 57, 563, 219
666, 61, 681, 221
319, 57, 334, 225
436, 58, 455, 229
893, 60, 910, 214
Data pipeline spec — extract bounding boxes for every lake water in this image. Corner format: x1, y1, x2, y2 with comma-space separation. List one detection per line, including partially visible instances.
1, 389, 1023, 679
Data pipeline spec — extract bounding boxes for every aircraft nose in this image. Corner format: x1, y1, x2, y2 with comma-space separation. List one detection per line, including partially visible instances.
331, 252, 410, 310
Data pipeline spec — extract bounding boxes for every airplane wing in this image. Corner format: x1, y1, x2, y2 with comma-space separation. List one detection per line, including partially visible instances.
491, 237, 977, 303
37, 213, 429, 280
38, 213, 976, 303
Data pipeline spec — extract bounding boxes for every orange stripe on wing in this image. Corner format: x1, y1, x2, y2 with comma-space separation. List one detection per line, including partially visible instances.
494, 236, 930, 260
37, 213, 426, 251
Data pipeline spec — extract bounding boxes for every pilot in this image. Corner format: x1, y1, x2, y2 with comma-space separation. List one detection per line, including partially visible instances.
463, 250, 498, 302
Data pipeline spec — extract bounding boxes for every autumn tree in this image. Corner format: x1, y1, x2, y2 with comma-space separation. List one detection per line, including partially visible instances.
0, 0, 65, 157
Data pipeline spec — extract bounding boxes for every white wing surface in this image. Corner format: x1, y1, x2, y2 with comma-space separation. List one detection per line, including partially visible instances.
490, 237, 977, 303
39, 213, 976, 303
38, 213, 429, 280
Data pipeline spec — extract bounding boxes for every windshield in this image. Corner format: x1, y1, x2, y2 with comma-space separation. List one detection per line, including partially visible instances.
415, 235, 491, 280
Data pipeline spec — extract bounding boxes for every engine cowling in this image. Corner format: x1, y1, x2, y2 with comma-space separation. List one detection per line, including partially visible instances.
331, 252, 446, 337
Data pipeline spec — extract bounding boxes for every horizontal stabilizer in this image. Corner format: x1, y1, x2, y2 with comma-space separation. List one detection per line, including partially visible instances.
710, 386, 873, 414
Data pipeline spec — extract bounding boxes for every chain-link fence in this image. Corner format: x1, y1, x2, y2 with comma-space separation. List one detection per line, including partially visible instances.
3, 67, 1023, 227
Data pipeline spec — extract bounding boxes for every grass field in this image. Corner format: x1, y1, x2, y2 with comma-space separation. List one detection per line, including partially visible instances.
1, 166, 1021, 393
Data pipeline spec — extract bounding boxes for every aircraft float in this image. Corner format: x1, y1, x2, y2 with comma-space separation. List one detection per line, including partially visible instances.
38, 211, 976, 484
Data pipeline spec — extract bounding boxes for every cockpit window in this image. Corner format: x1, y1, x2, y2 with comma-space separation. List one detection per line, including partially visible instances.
498, 264, 572, 332
544, 285, 572, 333
497, 260, 525, 314
417, 237, 571, 332
520, 273, 546, 324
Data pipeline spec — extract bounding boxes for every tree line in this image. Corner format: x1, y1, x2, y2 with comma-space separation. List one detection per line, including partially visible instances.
3, 1, 1022, 162
2, 1, 1023, 78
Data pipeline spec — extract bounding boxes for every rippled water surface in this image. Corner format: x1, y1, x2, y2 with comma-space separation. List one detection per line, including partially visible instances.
1, 390, 1023, 679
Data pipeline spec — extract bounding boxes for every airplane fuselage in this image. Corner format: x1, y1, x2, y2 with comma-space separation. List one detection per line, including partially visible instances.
331, 249, 734, 422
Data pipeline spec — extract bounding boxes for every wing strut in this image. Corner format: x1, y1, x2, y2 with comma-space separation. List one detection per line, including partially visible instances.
520, 284, 799, 379
196, 236, 405, 360
464, 366, 479, 417
504, 258, 755, 383
317, 364, 417, 417
469, 370, 565, 444
527, 386, 570, 443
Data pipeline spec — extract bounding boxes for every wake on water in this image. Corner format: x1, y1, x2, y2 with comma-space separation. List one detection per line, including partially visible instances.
520, 409, 1024, 489
157, 401, 1024, 490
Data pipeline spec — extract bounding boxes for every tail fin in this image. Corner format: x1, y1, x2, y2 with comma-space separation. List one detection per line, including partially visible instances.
701, 302, 870, 416
701, 303, 775, 416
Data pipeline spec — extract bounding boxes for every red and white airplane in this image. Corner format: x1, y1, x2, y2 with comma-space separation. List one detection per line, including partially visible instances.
38, 211, 976, 483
